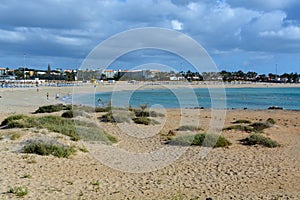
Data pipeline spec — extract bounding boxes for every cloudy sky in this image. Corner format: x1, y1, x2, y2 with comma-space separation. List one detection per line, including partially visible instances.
1, 0, 300, 74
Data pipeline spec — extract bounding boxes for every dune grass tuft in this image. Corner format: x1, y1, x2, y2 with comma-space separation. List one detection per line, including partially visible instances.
2, 115, 79, 141
160, 130, 176, 141
23, 141, 76, 158
10, 132, 21, 140
0, 114, 26, 127
8, 186, 28, 197
21, 174, 32, 179
76, 126, 117, 144
1, 114, 117, 144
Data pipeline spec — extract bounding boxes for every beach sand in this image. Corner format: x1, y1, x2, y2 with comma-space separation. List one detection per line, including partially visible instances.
0, 83, 299, 199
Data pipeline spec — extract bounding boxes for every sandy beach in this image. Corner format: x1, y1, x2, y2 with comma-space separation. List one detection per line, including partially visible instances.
0, 83, 300, 199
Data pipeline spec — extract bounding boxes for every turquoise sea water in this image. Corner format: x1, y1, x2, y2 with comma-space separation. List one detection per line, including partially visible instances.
70, 87, 300, 110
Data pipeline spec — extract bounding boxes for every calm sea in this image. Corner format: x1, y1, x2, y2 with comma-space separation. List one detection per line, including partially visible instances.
69, 87, 300, 110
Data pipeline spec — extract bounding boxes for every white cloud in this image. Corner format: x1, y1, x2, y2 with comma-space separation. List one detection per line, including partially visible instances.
260, 26, 300, 40
226, 0, 298, 10
187, 2, 199, 11
171, 20, 183, 30
248, 11, 287, 32
55, 36, 89, 46
211, 48, 243, 55
0, 29, 26, 42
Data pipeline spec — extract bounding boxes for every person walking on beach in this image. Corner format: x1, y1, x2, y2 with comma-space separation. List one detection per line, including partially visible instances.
46, 92, 49, 100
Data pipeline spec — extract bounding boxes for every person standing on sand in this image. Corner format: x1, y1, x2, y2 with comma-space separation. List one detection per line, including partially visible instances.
46, 92, 49, 100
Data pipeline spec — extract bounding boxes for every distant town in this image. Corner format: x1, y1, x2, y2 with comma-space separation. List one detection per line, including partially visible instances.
0, 64, 299, 85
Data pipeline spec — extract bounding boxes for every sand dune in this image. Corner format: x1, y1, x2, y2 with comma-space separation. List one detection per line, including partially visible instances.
0, 84, 299, 199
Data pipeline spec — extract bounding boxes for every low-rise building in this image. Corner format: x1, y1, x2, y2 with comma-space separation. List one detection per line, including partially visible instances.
102, 69, 116, 79
0, 68, 7, 76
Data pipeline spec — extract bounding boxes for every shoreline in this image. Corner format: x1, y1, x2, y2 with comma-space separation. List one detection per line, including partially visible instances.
1, 83, 299, 115
1, 80, 300, 90
70, 83, 300, 111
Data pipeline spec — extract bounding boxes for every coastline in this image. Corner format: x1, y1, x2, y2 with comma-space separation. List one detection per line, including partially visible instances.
75, 82, 300, 110
1, 82, 299, 115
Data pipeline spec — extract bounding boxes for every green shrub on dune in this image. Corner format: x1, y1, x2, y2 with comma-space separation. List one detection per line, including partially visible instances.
95, 106, 112, 113
61, 110, 74, 118
100, 111, 133, 123
0, 114, 26, 127
224, 118, 275, 133
266, 118, 276, 125
249, 122, 271, 132
232, 119, 251, 124
223, 125, 254, 132
167, 134, 194, 146
132, 117, 159, 125
1, 115, 78, 141
96, 102, 164, 126
34, 104, 71, 114
133, 109, 165, 118
241, 134, 280, 148
1, 114, 118, 144
167, 133, 231, 148
176, 125, 202, 131
41, 116, 79, 141
36, 116, 79, 141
